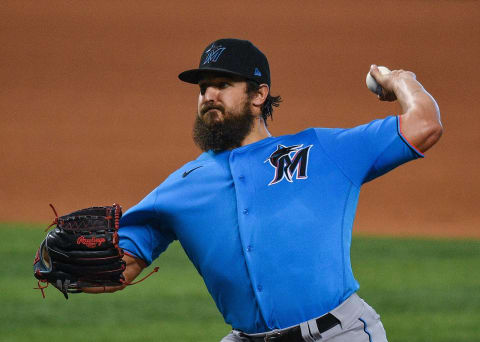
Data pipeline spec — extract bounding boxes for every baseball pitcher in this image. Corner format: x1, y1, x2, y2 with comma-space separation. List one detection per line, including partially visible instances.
34, 39, 442, 342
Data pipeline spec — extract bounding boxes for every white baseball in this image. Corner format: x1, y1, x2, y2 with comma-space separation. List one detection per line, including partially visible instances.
366, 66, 391, 96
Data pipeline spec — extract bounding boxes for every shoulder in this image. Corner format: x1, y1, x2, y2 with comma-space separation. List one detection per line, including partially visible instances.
159, 151, 232, 189
311, 116, 399, 141
270, 128, 321, 144
163, 152, 211, 181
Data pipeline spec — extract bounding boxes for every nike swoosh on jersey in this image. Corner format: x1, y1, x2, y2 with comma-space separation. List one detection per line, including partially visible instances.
182, 166, 203, 178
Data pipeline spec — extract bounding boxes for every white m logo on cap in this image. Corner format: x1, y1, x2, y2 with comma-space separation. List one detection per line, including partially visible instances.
203, 45, 226, 64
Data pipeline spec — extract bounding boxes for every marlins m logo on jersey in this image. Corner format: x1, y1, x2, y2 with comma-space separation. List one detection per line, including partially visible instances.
203, 44, 226, 64
265, 144, 313, 185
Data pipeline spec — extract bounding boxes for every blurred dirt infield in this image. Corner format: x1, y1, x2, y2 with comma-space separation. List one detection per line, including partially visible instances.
1, 1, 479, 237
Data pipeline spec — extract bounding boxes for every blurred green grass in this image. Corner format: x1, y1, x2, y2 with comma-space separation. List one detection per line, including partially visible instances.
1, 223, 479, 342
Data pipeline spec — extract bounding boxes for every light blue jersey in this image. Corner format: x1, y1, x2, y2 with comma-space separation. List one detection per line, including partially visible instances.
119, 115, 422, 333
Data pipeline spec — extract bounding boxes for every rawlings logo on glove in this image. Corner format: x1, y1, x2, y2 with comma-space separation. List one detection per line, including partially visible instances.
76, 236, 106, 248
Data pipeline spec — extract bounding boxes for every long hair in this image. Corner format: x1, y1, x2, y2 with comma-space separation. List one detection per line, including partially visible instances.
246, 80, 282, 125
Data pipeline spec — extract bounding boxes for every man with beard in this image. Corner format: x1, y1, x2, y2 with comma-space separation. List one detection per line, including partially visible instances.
85, 39, 442, 342
192, 72, 262, 152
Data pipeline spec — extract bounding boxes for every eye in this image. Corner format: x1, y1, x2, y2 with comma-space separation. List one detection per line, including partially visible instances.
199, 84, 207, 95
219, 82, 229, 89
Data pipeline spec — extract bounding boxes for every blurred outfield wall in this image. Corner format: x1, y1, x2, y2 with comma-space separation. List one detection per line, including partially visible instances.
1, 1, 479, 237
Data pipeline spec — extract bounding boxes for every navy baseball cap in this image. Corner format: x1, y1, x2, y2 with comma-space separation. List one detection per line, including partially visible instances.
178, 38, 271, 86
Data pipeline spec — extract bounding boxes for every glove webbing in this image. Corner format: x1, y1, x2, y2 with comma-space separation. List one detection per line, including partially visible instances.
45, 204, 120, 232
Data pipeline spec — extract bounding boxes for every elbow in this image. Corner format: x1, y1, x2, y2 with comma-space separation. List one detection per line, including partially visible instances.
418, 117, 443, 152
426, 96, 443, 145
431, 120, 443, 142
427, 106, 443, 144
400, 91, 443, 153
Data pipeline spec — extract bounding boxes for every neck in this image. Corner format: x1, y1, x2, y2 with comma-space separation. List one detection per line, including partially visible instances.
241, 117, 271, 146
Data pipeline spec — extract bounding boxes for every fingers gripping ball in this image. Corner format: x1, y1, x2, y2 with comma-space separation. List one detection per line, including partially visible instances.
366, 65, 391, 96
33, 204, 126, 299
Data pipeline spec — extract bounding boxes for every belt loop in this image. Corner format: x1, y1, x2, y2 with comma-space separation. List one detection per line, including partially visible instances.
300, 322, 315, 342
307, 319, 321, 340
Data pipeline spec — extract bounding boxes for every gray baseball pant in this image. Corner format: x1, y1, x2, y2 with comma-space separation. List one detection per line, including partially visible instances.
220, 293, 388, 342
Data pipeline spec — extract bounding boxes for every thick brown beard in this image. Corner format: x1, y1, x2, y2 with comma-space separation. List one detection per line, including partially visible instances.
192, 101, 255, 152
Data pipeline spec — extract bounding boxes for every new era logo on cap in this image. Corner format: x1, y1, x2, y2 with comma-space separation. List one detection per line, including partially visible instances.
254, 67, 262, 77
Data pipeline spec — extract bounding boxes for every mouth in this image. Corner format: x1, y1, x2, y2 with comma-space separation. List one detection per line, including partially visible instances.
201, 105, 224, 116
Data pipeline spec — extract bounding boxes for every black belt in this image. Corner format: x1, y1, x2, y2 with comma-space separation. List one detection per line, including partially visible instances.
239, 313, 340, 342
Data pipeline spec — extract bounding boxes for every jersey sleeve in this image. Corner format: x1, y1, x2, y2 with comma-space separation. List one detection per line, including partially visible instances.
314, 115, 424, 186
118, 187, 176, 266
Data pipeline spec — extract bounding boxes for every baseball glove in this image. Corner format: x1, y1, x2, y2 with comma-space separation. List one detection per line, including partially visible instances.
33, 204, 126, 299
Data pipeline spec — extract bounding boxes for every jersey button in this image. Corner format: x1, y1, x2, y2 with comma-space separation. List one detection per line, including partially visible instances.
239, 175, 245, 180
243, 209, 249, 215
257, 285, 263, 292
246, 245, 252, 252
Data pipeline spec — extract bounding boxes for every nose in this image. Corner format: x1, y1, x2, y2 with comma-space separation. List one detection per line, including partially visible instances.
203, 86, 219, 103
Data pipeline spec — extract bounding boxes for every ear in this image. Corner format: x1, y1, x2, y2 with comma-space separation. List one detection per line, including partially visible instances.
251, 84, 269, 108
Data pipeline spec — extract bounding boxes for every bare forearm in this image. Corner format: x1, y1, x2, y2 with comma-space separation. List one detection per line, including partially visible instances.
394, 76, 430, 114
370, 65, 443, 152
396, 76, 442, 151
